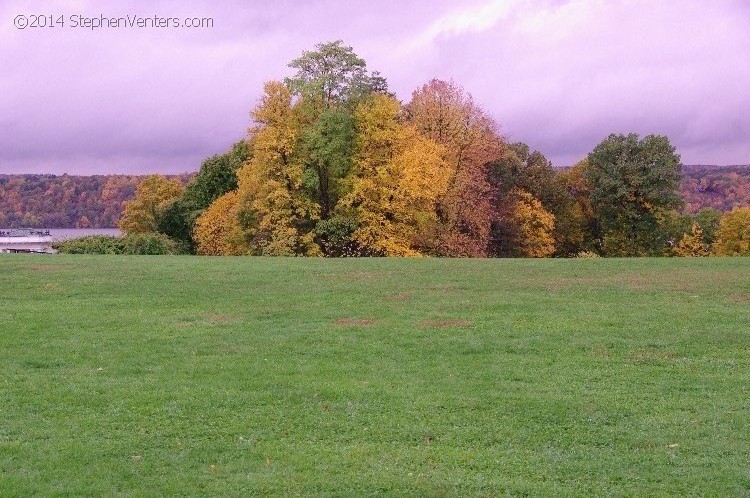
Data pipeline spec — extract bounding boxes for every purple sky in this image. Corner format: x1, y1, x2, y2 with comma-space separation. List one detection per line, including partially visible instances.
2, 0, 749, 174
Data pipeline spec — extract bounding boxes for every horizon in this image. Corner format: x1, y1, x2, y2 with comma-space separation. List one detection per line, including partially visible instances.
2, 0, 749, 175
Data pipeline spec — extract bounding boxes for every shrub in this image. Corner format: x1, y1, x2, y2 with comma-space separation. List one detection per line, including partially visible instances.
55, 233, 186, 255
54, 236, 124, 254
314, 216, 365, 257
674, 223, 710, 257
120, 233, 185, 255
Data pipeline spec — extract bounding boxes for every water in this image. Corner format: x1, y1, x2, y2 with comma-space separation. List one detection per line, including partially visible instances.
0, 228, 121, 241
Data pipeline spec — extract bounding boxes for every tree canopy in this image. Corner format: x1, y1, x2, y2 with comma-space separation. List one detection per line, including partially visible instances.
107, 41, 748, 259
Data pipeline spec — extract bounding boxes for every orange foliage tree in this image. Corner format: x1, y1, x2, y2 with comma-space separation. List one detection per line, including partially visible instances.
406, 79, 503, 257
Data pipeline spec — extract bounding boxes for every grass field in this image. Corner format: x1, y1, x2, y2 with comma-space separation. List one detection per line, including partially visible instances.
1, 256, 748, 495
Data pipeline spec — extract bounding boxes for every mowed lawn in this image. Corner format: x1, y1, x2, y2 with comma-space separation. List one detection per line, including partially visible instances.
0, 256, 748, 496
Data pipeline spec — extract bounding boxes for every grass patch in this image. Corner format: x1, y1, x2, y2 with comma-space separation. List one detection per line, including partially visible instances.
0, 256, 748, 495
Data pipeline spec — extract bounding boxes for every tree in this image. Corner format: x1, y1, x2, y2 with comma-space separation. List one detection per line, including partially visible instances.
694, 207, 723, 246
119, 175, 184, 234
193, 191, 246, 256
511, 189, 556, 258
488, 143, 584, 256
341, 95, 451, 256
586, 134, 682, 256
285, 41, 387, 229
236, 81, 320, 256
713, 206, 750, 256
285, 40, 387, 115
184, 140, 250, 210
406, 79, 503, 256
300, 108, 356, 220
156, 140, 251, 252
674, 223, 710, 257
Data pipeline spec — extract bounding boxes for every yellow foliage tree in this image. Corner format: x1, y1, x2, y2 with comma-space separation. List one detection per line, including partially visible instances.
713, 206, 750, 256
674, 223, 710, 257
342, 95, 451, 256
118, 175, 183, 234
511, 189, 556, 258
236, 81, 321, 256
193, 191, 246, 255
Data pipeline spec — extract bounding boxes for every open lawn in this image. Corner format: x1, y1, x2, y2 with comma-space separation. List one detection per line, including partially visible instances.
1, 256, 748, 495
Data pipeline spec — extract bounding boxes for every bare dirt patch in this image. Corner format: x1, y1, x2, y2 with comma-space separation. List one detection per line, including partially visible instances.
726, 293, 750, 304
419, 319, 473, 329
628, 348, 680, 363
174, 314, 237, 328
384, 292, 410, 301
425, 283, 455, 291
333, 318, 374, 327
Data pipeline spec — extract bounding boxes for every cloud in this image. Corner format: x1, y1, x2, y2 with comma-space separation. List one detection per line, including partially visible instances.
406, 0, 522, 49
0, 0, 748, 174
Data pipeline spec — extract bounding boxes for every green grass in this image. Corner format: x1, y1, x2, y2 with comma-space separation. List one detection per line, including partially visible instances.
1, 256, 748, 496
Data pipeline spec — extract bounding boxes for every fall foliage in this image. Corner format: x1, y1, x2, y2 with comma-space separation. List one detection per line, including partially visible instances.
342, 95, 451, 256
7, 41, 747, 259
193, 191, 246, 256
674, 223, 710, 257
406, 79, 502, 257
118, 175, 184, 234
712, 207, 750, 256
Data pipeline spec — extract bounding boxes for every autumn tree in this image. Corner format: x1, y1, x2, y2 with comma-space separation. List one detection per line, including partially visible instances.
713, 206, 750, 256
587, 134, 682, 256
406, 79, 503, 256
118, 175, 184, 234
236, 81, 320, 256
341, 94, 450, 256
193, 191, 246, 255
487, 143, 584, 256
674, 223, 710, 257
157, 140, 250, 251
553, 159, 598, 255
511, 189, 556, 258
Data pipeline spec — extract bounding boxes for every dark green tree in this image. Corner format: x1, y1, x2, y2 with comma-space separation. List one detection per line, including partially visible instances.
694, 207, 723, 246
283, 41, 389, 254
301, 108, 356, 219
284, 40, 388, 114
156, 140, 250, 252
487, 142, 584, 256
586, 133, 682, 256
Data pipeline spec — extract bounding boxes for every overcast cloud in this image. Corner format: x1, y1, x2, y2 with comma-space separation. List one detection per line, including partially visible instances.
1, 0, 748, 174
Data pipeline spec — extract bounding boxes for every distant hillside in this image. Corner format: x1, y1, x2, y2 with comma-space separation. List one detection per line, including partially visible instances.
0, 174, 191, 229
0, 166, 747, 228
680, 165, 750, 214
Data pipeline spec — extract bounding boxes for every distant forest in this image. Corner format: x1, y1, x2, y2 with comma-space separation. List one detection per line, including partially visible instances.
0, 174, 191, 228
0, 166, 746, 229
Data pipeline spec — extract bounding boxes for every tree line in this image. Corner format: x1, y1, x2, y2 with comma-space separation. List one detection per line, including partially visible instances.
2, 165, 745, 234
0, 174, 190, 229
114, 41, 748, 257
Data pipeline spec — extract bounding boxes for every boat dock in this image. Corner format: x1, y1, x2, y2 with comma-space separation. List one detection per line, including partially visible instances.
0, 229, 55, 254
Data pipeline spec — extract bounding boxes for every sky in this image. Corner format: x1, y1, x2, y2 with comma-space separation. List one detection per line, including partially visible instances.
1, 0, 749, 174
